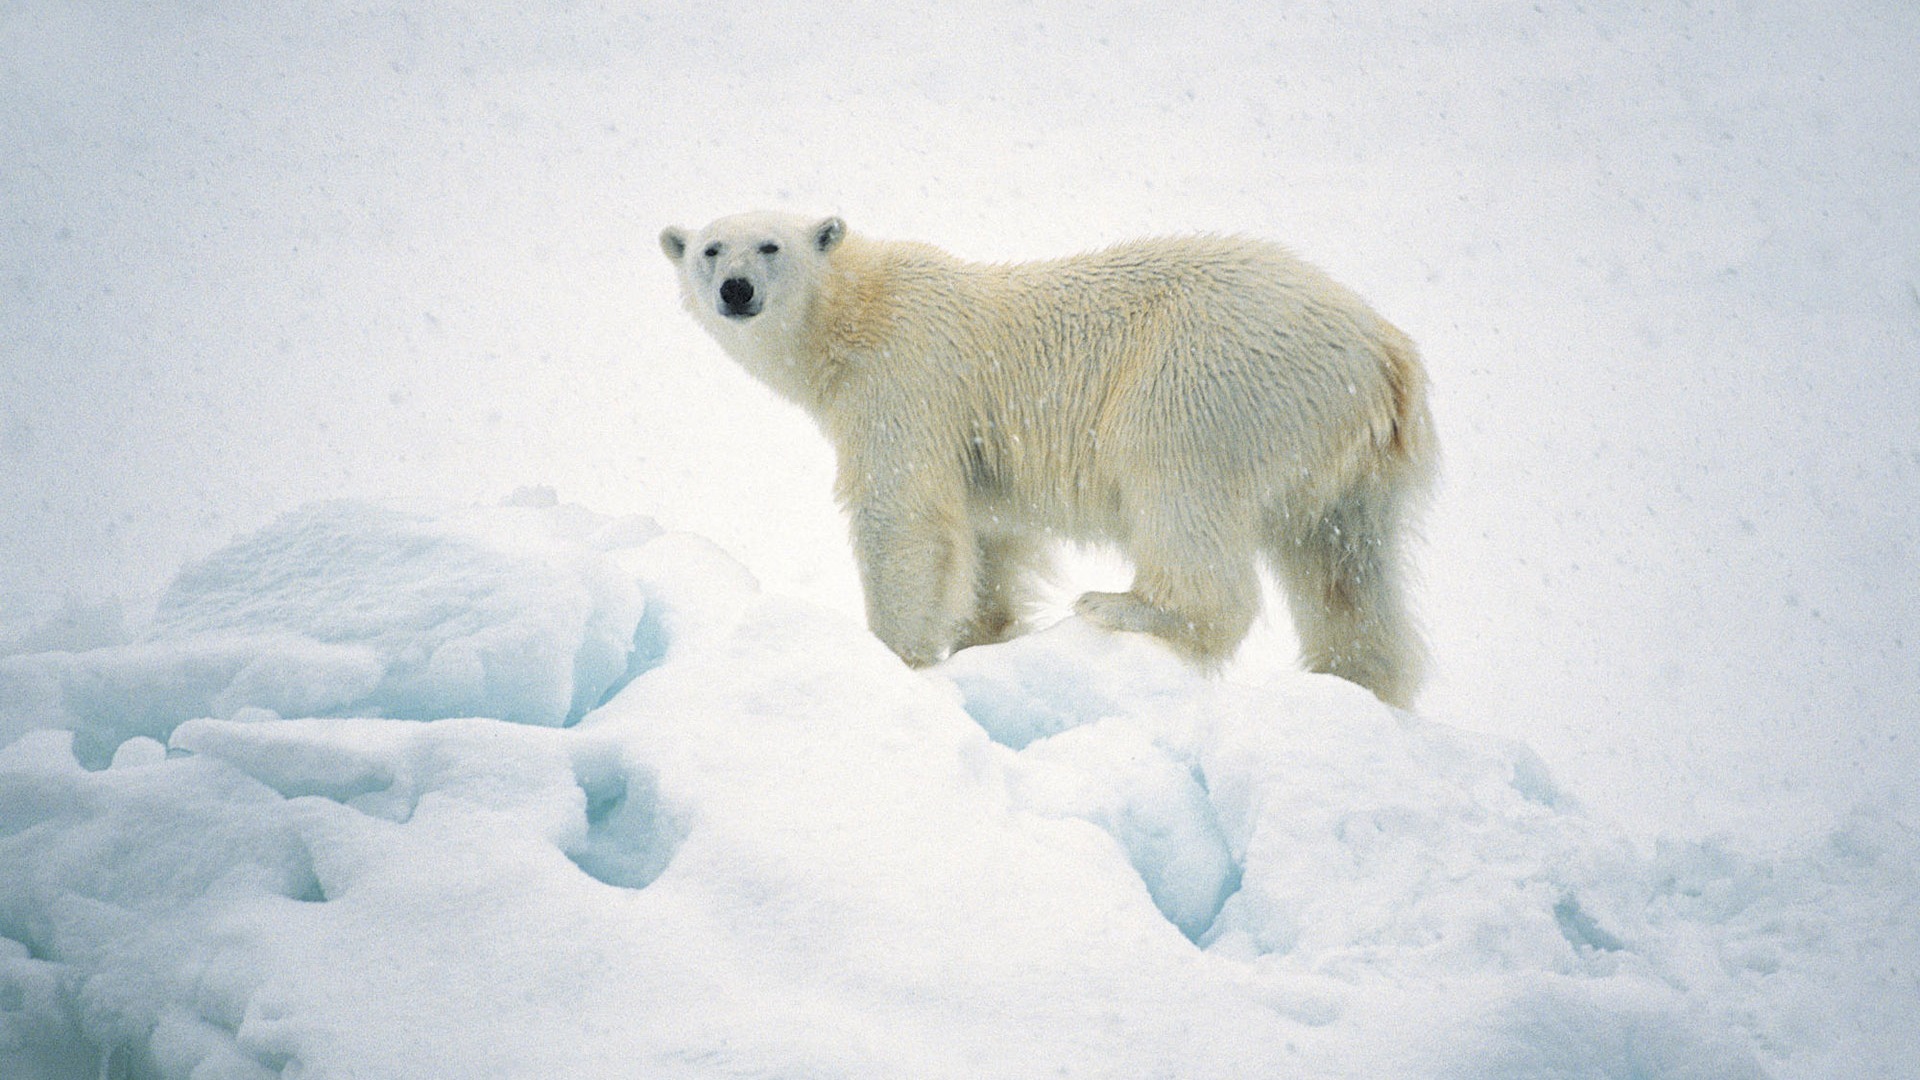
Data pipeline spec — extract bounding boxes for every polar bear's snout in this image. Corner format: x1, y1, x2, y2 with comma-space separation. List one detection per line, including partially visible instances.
719, 277, 760, 319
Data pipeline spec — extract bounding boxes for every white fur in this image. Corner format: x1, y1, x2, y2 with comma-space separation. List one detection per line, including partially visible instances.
662, 213, 1436, 706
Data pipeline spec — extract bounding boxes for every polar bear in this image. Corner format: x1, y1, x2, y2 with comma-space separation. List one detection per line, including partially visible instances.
660, 212, 1436, 706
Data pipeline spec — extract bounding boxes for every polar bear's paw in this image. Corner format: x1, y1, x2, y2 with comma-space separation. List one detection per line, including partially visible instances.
1074, 590, 1181, 637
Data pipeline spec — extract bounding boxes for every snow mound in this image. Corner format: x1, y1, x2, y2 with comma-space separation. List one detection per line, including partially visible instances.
0, 497, 661, 763
1, 500, 1912, 1078
947, 620, 1609, 962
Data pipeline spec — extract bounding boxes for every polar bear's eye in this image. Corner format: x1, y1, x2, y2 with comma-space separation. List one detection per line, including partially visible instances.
703, 244, 721, 258
759, 243, 780, 255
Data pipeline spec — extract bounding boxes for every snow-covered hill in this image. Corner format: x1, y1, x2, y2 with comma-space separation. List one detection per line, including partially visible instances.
4, 498, 1912, 1078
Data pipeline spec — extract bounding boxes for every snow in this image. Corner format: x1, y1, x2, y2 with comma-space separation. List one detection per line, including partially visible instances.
2, 2, 1916, 1077
1, 496, 655, 761
2, 499, 1913, 1078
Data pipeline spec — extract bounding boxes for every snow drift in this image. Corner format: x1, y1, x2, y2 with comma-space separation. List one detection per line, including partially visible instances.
3, 499, 1911, 1078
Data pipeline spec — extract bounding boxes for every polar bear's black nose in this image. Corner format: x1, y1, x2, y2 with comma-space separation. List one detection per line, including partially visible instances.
720, 278, 755, 313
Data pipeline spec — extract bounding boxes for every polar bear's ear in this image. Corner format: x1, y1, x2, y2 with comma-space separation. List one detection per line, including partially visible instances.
812, 217, 847, 254
660, 227, 689, 262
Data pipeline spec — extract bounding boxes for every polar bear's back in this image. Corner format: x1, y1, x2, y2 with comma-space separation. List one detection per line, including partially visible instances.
814, 231, 1431, 534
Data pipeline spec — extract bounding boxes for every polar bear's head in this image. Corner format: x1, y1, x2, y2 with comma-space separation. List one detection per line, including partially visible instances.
660, 212, 847, 329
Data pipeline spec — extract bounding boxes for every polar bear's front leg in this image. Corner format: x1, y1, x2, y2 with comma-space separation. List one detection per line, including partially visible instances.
850, 502, 979, 667
954, 529, 1046, 650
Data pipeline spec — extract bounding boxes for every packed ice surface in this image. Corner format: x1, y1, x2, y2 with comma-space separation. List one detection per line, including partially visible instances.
2, 500, 1914, 1078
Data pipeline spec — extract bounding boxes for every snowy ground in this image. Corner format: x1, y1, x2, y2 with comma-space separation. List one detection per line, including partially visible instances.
3, 2, 1916, 1077
5, 497, 1913, 1077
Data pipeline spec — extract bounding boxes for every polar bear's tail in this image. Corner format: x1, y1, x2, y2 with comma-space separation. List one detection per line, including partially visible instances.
1378, 325, 1437, 481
